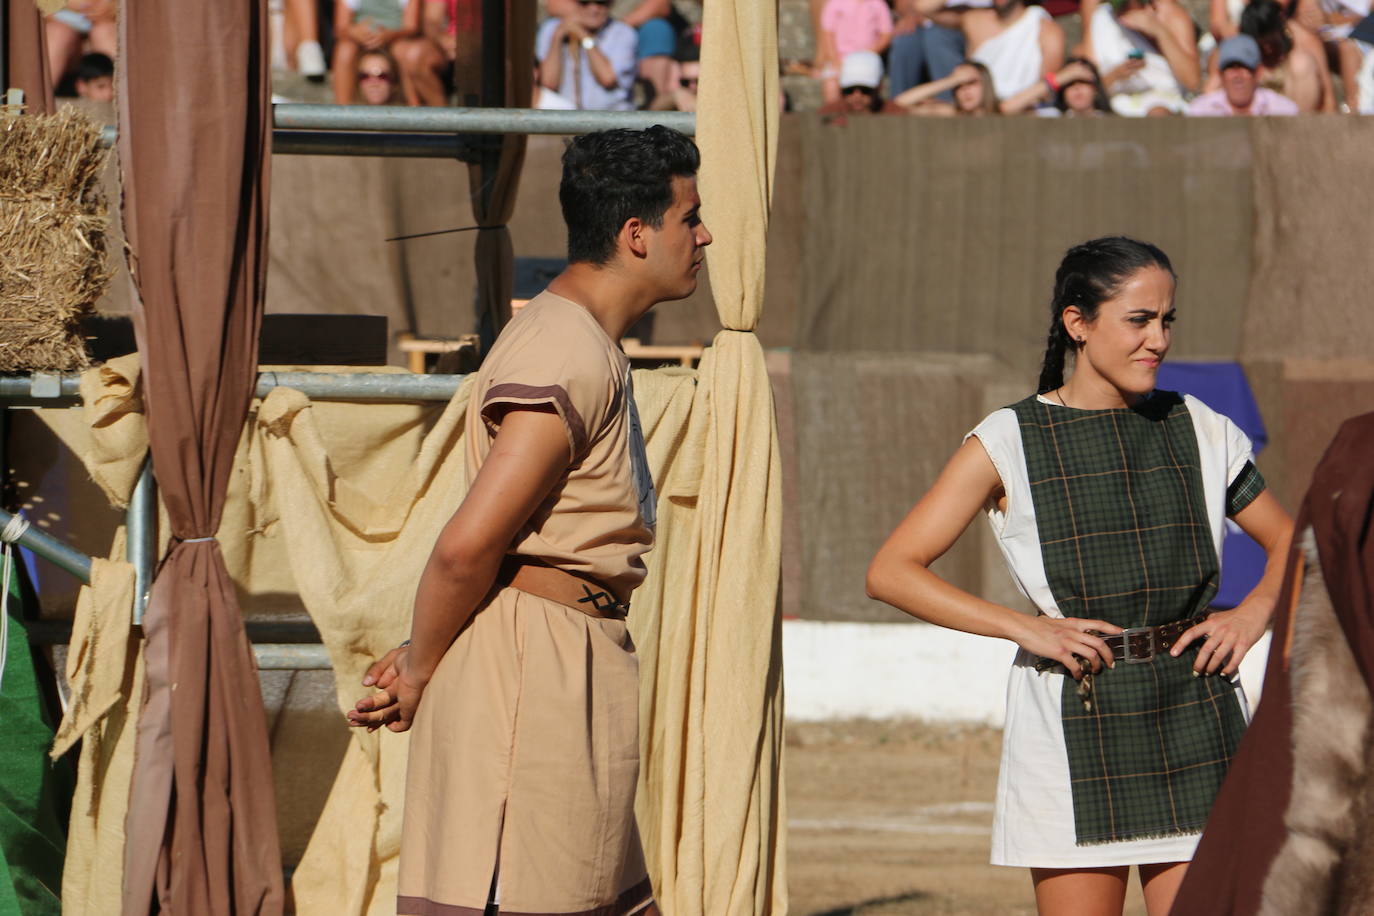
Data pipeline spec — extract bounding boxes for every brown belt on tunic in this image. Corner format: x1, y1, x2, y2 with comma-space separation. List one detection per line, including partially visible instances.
1034, 613, 1210, 673
496, 556, 630, 620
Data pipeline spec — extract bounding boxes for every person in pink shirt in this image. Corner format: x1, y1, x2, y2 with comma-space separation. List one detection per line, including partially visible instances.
1187, 34, 1300, 115
818, 0, 895, 102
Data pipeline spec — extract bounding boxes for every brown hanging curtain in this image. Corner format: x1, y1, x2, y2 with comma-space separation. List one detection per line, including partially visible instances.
467, 0, 534, 341
115, 0, 283, 913
6, 0, 53, 114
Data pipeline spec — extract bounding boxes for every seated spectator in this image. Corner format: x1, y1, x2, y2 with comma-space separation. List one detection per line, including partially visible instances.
817, 0, 896, 104
1188, 33, 1302, 112
819, 51, 909, 120
356, 48, 402, 104
549, 0, 696, 104
1082, 0, 1198, 115
648, 40, 700, 111
1210, 0, 1336, 108
284, 0, 328, 80
333, 0, 444, 105
1201, 0, 1327, 109
45, 1, 116, 93
1354, 13, 1374, 112
999, 56, 1116, 112
536, 0, 639, 110
1305, 0, 1368, 108
74, 52, 114, 103
423, 0, 484, 102
893, 58, 1001, 112
533, 58, 577, 109
888, 0, 968, 98
1048, 57, 1115, 114
916, 0, 1065, 100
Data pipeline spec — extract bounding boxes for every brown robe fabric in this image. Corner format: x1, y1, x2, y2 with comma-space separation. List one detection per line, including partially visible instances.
115, 1, 283, 913
6, 0, 54, 114
1172, 412, 1374, 915
467, 0, 534, 339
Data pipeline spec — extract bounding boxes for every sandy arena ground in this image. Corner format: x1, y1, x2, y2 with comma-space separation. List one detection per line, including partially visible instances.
786, 720, 1149, 916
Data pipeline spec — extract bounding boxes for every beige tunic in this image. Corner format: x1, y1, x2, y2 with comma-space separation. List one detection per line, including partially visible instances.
398, 291, 656, 916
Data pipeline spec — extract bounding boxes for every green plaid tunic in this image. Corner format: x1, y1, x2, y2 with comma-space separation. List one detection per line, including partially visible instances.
1008, 391, 1262, 846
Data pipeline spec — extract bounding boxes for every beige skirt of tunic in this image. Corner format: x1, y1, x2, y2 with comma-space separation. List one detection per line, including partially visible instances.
397, 587, 653, 916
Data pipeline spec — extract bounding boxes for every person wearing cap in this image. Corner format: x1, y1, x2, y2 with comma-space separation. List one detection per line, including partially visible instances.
816, 0, 895, 103
819, 51, 908, 119
1187, 33, 1301, 114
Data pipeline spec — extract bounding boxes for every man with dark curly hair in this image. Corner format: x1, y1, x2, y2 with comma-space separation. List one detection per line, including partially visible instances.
348, 126, 710, 916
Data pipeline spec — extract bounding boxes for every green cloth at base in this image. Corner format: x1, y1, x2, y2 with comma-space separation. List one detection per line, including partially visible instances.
0, 553, 71, 916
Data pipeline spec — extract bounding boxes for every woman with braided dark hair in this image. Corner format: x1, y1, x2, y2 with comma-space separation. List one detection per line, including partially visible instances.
868, 237, 1294, 915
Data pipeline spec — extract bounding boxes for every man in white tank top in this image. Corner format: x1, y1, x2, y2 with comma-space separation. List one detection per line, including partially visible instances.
916, 0, 1066, 98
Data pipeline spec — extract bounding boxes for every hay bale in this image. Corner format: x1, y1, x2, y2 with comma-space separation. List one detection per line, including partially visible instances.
0, 106, 111, 373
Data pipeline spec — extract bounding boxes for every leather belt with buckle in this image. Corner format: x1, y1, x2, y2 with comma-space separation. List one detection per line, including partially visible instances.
496, 556, 630, 620
1034, 613, 1209, 673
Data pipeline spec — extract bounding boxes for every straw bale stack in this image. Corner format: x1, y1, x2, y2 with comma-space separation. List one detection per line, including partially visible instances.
0, 106, 111, 373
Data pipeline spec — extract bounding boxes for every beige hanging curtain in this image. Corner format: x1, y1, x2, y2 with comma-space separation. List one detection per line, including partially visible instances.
627, 0, 787, 911
115, 0, 283, 913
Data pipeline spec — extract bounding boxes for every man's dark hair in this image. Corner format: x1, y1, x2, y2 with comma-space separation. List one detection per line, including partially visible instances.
76, 52, 114, 83
560, 126, 700, 266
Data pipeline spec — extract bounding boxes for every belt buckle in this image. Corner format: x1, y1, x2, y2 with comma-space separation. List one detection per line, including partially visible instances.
1121, 626, 1156, 663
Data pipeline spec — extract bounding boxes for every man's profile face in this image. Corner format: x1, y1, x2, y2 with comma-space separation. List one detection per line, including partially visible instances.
76, 75, 114, 103
1221, 63, 1257, 110
641, 175, 711, 302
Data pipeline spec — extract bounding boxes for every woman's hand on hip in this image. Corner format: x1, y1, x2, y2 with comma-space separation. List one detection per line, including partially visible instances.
1170, 606, 1267, 677
1014, 615, 1122, 679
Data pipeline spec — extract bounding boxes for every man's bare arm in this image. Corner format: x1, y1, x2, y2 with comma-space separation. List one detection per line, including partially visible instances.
348, 407, 571, 731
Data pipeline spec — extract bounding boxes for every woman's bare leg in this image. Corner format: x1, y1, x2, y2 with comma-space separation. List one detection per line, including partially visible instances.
1031, 866, 1129, 916
44, 19, 84, 87
1139, 861, 1188, 916
333, 38, 361, 103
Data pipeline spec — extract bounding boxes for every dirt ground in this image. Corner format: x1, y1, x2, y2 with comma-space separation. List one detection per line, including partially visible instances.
786, 720, 1149, 916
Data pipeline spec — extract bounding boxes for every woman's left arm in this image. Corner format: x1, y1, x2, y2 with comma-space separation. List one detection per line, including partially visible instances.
1169, 489, 1294, 676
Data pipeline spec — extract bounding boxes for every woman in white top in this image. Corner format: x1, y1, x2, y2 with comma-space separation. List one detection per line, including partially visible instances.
1083, 0, 1200, 115
868, 237, 1293, 915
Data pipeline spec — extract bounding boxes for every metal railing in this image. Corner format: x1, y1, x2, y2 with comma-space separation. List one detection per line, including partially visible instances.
4, 371, 467, 670
97, 106, 697, 159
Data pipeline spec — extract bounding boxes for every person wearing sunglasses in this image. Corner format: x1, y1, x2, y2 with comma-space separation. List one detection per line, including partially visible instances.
536, 0, 639, 110
356, 48, 402, 105
818, 51, 907, 121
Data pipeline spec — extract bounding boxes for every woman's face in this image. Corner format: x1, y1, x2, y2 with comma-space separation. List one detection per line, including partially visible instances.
1063, 80, 1096, 114
1068, 265, 1176, 400
358, 55, 395, 105
954, 70, 984, 112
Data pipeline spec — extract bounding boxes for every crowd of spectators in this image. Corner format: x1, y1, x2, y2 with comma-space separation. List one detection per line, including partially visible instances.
812, 0, 1374, 116
39, 0, 1374, 117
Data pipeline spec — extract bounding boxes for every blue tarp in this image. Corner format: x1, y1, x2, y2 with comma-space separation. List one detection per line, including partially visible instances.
1157, 362, 1268, 609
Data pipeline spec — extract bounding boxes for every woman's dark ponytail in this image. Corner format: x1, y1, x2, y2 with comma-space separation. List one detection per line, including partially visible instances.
1037, 236, 1175, 394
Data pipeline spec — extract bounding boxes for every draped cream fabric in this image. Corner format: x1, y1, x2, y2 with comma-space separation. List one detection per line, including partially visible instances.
627, 0, 788, 911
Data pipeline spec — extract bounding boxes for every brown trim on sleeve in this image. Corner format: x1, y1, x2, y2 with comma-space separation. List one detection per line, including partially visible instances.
397, 877, 653, 916
483, 382, 587, 456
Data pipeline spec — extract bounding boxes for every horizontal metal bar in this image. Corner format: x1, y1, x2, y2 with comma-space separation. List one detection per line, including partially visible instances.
0, 371, 464, 406
28, 617, 326, 646
0, 508, 92, 584
254, 644, 333, 670
98, 107, 695, 154
272, 130, 474, 159
254, 371, 463, 400
0, 373, 81, 405
272, 104, 695, 136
